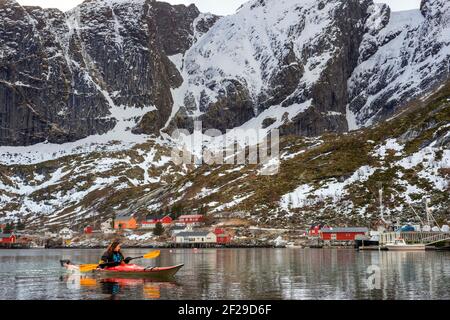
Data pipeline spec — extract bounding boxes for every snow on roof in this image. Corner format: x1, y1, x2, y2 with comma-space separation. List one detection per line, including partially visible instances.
321, 227, 369, 233
176, 231, 213, 237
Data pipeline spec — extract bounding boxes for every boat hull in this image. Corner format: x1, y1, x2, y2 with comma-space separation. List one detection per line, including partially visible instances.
94, 264, 184, 279
385, 245, 426, 251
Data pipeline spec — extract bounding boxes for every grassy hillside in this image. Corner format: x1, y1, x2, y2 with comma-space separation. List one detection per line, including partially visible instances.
0, 84, 449, 231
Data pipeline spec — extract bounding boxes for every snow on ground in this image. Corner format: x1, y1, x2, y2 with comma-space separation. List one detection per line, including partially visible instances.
280, 165, 376, 209
373, 138, 404, 159
0, 105, 155, 165
212, 193, 254, 212
397, 146, 450, 191
127, 232, 154, 241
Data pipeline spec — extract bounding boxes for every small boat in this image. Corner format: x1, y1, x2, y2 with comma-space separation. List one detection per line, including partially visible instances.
385, 239, 425, 251
286, 242, 303, 249
94, 264, 184, 279
355, 234, 379, 249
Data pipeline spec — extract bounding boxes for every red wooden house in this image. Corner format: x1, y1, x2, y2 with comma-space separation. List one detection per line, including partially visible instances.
214, 228, 232, 244
0, 233, 16, 244
141, 215, 173, 229
320, 227, 368, 241
84, 226, 93, 234
309, 224, 327, 237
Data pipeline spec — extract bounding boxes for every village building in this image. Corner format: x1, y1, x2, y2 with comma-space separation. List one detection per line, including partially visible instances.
308, 224, 328, 237
114, 215, 137, 230
141, 215, 173, 230
0, 233, 16, 244
170, 225, 188, 236
320, 227, 369, 241
176, 215, 204, 226
84, 226, 93, 234
59, 228, 75, 240
214, 228, 233, 244
100, 219, 114, 234
175, 231, 217, 244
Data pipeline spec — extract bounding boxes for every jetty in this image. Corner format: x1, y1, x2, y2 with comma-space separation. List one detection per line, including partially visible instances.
379, 231, 450, 247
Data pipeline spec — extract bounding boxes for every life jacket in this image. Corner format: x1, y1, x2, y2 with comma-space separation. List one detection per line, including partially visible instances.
112, 252, 122, 263
100, 251, 124, 264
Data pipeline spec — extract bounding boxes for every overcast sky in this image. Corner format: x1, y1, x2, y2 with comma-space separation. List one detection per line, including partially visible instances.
17, 0, 421, 15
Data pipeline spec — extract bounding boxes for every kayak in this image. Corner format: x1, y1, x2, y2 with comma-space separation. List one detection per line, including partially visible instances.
93, 264, 184, 279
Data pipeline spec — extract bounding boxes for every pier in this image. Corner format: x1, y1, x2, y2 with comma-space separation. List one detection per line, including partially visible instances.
379, 232, 450, 246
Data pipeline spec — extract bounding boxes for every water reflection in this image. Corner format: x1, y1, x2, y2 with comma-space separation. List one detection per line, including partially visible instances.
61, 272, 178, 300
1, 249, 450, 300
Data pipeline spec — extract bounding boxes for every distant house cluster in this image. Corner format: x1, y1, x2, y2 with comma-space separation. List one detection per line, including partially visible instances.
110, 213, 233, 246
12, 211, 233, 247
113, 214, 206, 231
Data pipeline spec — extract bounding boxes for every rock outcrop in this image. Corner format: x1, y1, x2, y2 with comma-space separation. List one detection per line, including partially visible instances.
0, 0, 211, 146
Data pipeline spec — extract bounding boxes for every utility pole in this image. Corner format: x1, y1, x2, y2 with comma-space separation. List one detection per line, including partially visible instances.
379, 187, 384, 221
425, 198, 431, 227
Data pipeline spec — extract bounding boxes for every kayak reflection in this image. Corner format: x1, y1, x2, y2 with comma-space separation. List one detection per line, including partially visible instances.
62, 272, 178, 299
99, 278, 179, 299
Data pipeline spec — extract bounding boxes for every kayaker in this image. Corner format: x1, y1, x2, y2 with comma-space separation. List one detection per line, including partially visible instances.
99, 240, 132, 268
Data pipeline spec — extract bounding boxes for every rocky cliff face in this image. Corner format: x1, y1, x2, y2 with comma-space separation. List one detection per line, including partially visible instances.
167, 0, 374, 136
0, 0, 212, 146
166, 0, 450, 137
347, 0, 450, 128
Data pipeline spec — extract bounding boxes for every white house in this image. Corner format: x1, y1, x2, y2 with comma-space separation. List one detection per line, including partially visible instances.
59, 227, 74, 240
100, 219, 114, 234
175, 231, 217, 244
171, 225, 189, 236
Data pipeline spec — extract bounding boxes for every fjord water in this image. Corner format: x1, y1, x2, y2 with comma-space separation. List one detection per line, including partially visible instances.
0, 248, 449, 300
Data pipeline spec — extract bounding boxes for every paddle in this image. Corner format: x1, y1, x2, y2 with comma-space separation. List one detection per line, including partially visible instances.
78, 250, 161, 273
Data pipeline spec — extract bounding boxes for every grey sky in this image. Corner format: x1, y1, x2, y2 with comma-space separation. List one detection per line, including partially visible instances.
17, 0, 421, 15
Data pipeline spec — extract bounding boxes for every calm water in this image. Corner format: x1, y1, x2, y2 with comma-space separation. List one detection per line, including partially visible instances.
0, 248, 449, 300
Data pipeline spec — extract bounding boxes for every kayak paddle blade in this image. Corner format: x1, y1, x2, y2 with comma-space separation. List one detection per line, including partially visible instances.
143, 250, 160, 259
79, 264, 99, 273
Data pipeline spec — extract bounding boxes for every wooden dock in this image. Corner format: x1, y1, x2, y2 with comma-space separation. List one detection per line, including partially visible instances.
379, 232, 450, 246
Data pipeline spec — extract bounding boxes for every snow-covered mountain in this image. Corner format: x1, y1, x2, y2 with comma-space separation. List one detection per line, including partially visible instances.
1, 0, 449, 147
0, 0, 449, 229
0, 0, 216, 146
168, 0, 450, 136
348, 0, 450, 128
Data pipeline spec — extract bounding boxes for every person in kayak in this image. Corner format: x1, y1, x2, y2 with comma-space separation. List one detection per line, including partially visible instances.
99, 240, 132, 268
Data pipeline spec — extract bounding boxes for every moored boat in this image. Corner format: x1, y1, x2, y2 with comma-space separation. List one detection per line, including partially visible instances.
385, 239, 426, 251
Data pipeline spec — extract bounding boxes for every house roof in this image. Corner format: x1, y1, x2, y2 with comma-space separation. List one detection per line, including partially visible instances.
0, 233, 14, 238
321, 227, 368, 233
116, 215, 134, 221
145, 214, 170, 221
176, 231, 213, 237
178, 215, 203, 219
